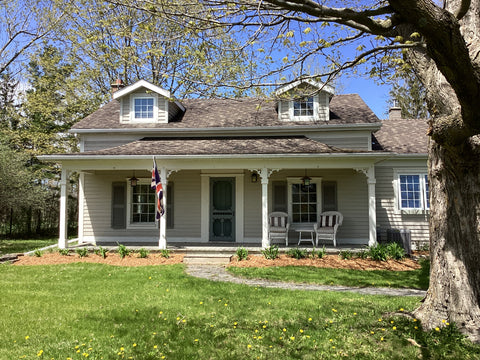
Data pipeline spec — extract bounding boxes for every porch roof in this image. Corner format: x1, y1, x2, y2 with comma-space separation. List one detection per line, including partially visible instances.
60, 136, 379, 156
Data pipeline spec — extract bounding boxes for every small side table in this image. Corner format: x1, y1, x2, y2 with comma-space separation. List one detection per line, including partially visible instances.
295, 226, 315, 246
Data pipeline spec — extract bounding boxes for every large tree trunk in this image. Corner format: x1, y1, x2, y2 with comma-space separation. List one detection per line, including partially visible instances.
414, 137, 480, 343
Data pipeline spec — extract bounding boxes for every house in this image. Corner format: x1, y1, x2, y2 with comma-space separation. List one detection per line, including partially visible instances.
41, 78, 430, 250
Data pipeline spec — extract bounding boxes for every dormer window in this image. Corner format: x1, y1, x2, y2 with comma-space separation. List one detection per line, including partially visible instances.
293, 97, 314, 117
134, 98, 154, 119
130, 94, 158, 123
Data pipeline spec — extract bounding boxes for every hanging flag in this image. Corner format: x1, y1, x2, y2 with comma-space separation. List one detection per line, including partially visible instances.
151, 159, 165, 219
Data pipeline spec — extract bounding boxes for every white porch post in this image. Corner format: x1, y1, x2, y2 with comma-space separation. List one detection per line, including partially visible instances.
367, 166, 377, 247
58, 168, 68, 249
159, 167, 168, 250
260, 168, 270, 249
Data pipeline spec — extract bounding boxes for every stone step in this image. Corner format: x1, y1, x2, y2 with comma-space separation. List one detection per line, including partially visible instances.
183, 253, 233, 265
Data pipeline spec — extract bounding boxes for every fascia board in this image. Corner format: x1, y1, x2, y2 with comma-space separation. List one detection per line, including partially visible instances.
113, 80, 171, 99
275, 79, 335, 96
69, 122, 383, 135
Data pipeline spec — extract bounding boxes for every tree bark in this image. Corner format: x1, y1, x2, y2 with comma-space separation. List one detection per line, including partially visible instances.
414, 137, 480, 343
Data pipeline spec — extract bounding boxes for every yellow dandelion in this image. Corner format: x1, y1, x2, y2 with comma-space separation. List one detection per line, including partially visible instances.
182, 319, 186, 323
133, 343, 137, 347
154, 345, 158, 349
224, 303, 228, 307
446, 322, 450, 326
353, 312, 357, 315
400, 308, 404, 312
263, 325, 266, 329
120, 347, 124, 352
159, 311, 163, 315
37, 349, 43, 357
435, 327, 440, 331
380, 337, 384, 341
283, 328, 287, 332
25, 336, 30, 340
370, 331, 375, 335
247, 344, 252, 348
299, 329, 304, 333
234, 322, 238, 326
308, 317, 312, 321
75, 346, 80, 349
194, 339, 199, 342
199, 302, 203, 305
332, 308, 337, 312
148, 276, 152, 280
290, 336, 295, 341
414, 326, 418, 330
413, 318, 417, 322
442, 319, 447, 323
392, 326, 397, 330
390, 321, 394, 324
378, 318, 382, 322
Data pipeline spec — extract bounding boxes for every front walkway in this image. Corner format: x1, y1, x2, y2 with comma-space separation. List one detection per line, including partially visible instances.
185, 264, 427, 297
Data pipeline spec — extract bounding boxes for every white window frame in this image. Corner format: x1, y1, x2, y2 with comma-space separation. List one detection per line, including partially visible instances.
130, 94, 158, 123
393, 170, 429, 214
287, 177, 322, 226
126, 178, 157, 229
289, 94, 319, 121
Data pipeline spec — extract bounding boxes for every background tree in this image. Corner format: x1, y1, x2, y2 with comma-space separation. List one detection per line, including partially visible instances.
117, 0, 480, 342
389, 67, 429, 119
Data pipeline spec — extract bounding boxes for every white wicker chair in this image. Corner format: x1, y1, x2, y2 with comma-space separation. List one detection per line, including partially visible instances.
313, 211, 343, 247
268, 212, 290, 246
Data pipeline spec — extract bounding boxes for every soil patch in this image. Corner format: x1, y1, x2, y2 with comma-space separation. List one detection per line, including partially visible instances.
13, 252, 426, 271
229, 254, 423, 271
13, 252, 184, 267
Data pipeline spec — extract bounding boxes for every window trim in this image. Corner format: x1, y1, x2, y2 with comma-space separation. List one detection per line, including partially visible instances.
288, 94, 319, 121
126, 178, 157, 229
287, 177, 322, 226
393, 170, 429, 214
130, 94, 158, 123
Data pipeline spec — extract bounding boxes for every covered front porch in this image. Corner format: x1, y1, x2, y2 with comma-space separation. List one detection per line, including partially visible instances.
48, 151, 389, 251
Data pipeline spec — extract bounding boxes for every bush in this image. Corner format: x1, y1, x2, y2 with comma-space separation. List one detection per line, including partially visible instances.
339, 250, 353, 260
160, 249, 170, 259
236, 247, 248, 261
33, 249, 42, 257
94, 246, 108, 259
117, 244, 130, 259
58, 248, 70, 256
75, 247, 89, 258
357, 249, 369, 259
314, 246, 326, 259
262, 245, 279, 260
368, 244, 389, 261
137, 248, 149, 258
287, 248, 308, 259
386, 242, 406, 260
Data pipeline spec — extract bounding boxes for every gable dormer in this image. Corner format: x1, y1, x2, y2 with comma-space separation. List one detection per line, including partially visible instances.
275, 78, 334, 122
113, 80, 185, 124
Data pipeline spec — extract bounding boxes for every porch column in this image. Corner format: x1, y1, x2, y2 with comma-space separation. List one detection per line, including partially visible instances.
58, 168, 68, 249
260, 168, 270, 249
367, 166, 377, 247
159, 167, 168, 250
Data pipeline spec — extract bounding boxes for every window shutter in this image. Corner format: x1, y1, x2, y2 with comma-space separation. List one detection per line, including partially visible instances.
167, 183, 174, 229
322, 181, 337, 211
111, 182, 126, 229
272, 181, 287, 212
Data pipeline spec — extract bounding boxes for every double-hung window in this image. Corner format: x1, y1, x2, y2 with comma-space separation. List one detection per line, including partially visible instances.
289, 181, 319, 223
130, 94, 158, 122
131, 184, 156, 223
293, 97, 314, 117
396, 172, 429, 211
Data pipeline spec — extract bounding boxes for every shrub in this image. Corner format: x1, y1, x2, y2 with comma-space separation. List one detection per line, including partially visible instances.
95, 246, 108, 259
33, 249, 42, 257
117, 244, 130, 259
368, 244, 389, 261
160, 249, 170, 259
261, 245, 279, 260
339, 250, 353, 260
386, 242, 406, 260
357, 249, 369, 259
315, 246, 327, 259
75, 248, 89, 258
58, 248, 70, 256
418, 242, 430, 252
287, 248, 307, 259
236, 247, 248, 261
137, 248, 149, 258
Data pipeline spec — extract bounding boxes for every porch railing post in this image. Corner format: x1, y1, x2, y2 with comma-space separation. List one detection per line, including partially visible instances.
159, 167, 168, 250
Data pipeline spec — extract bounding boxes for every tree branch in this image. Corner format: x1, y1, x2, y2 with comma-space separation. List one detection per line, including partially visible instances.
454, 0, 470, 20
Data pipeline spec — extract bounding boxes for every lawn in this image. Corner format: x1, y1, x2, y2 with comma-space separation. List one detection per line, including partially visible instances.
0, 238, 57, 255
227, 260, 430, 290
1, 263, 478, 359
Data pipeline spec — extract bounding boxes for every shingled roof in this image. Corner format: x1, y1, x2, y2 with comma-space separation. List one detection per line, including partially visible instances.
71, 94, 379, 130
373, 118, 429, 154
69, 136, 365, 156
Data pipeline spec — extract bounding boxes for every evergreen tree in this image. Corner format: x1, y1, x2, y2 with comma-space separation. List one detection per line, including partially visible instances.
389, 68, 429, 119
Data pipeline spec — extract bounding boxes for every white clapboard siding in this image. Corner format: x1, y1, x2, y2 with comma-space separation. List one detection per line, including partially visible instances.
243, 178, 262, 237
375, 166, 430, 245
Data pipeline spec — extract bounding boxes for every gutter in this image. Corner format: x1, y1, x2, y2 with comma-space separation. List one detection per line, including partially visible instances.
69, 122, 383, 135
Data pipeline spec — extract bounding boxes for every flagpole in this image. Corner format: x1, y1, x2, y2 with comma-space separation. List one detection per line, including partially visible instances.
159, 166, 167, 249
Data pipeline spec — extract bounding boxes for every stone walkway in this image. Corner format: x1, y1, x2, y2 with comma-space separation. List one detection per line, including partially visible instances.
186, 265, 427, 297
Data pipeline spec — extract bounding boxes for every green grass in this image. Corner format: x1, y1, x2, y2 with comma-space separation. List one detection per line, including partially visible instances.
0, 238, 57, 255
227, 259, 430, 290
1, 263, 478, 359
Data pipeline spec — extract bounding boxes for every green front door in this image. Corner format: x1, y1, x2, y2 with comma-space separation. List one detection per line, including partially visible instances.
210, 178, 235, 242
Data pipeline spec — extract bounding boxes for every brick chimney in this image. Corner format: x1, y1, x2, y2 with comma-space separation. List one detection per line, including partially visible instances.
111, 79, 124, 98
388, 100, 402, 120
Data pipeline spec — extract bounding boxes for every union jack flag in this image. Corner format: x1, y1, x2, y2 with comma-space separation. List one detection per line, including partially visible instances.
151, 159, 165, 220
